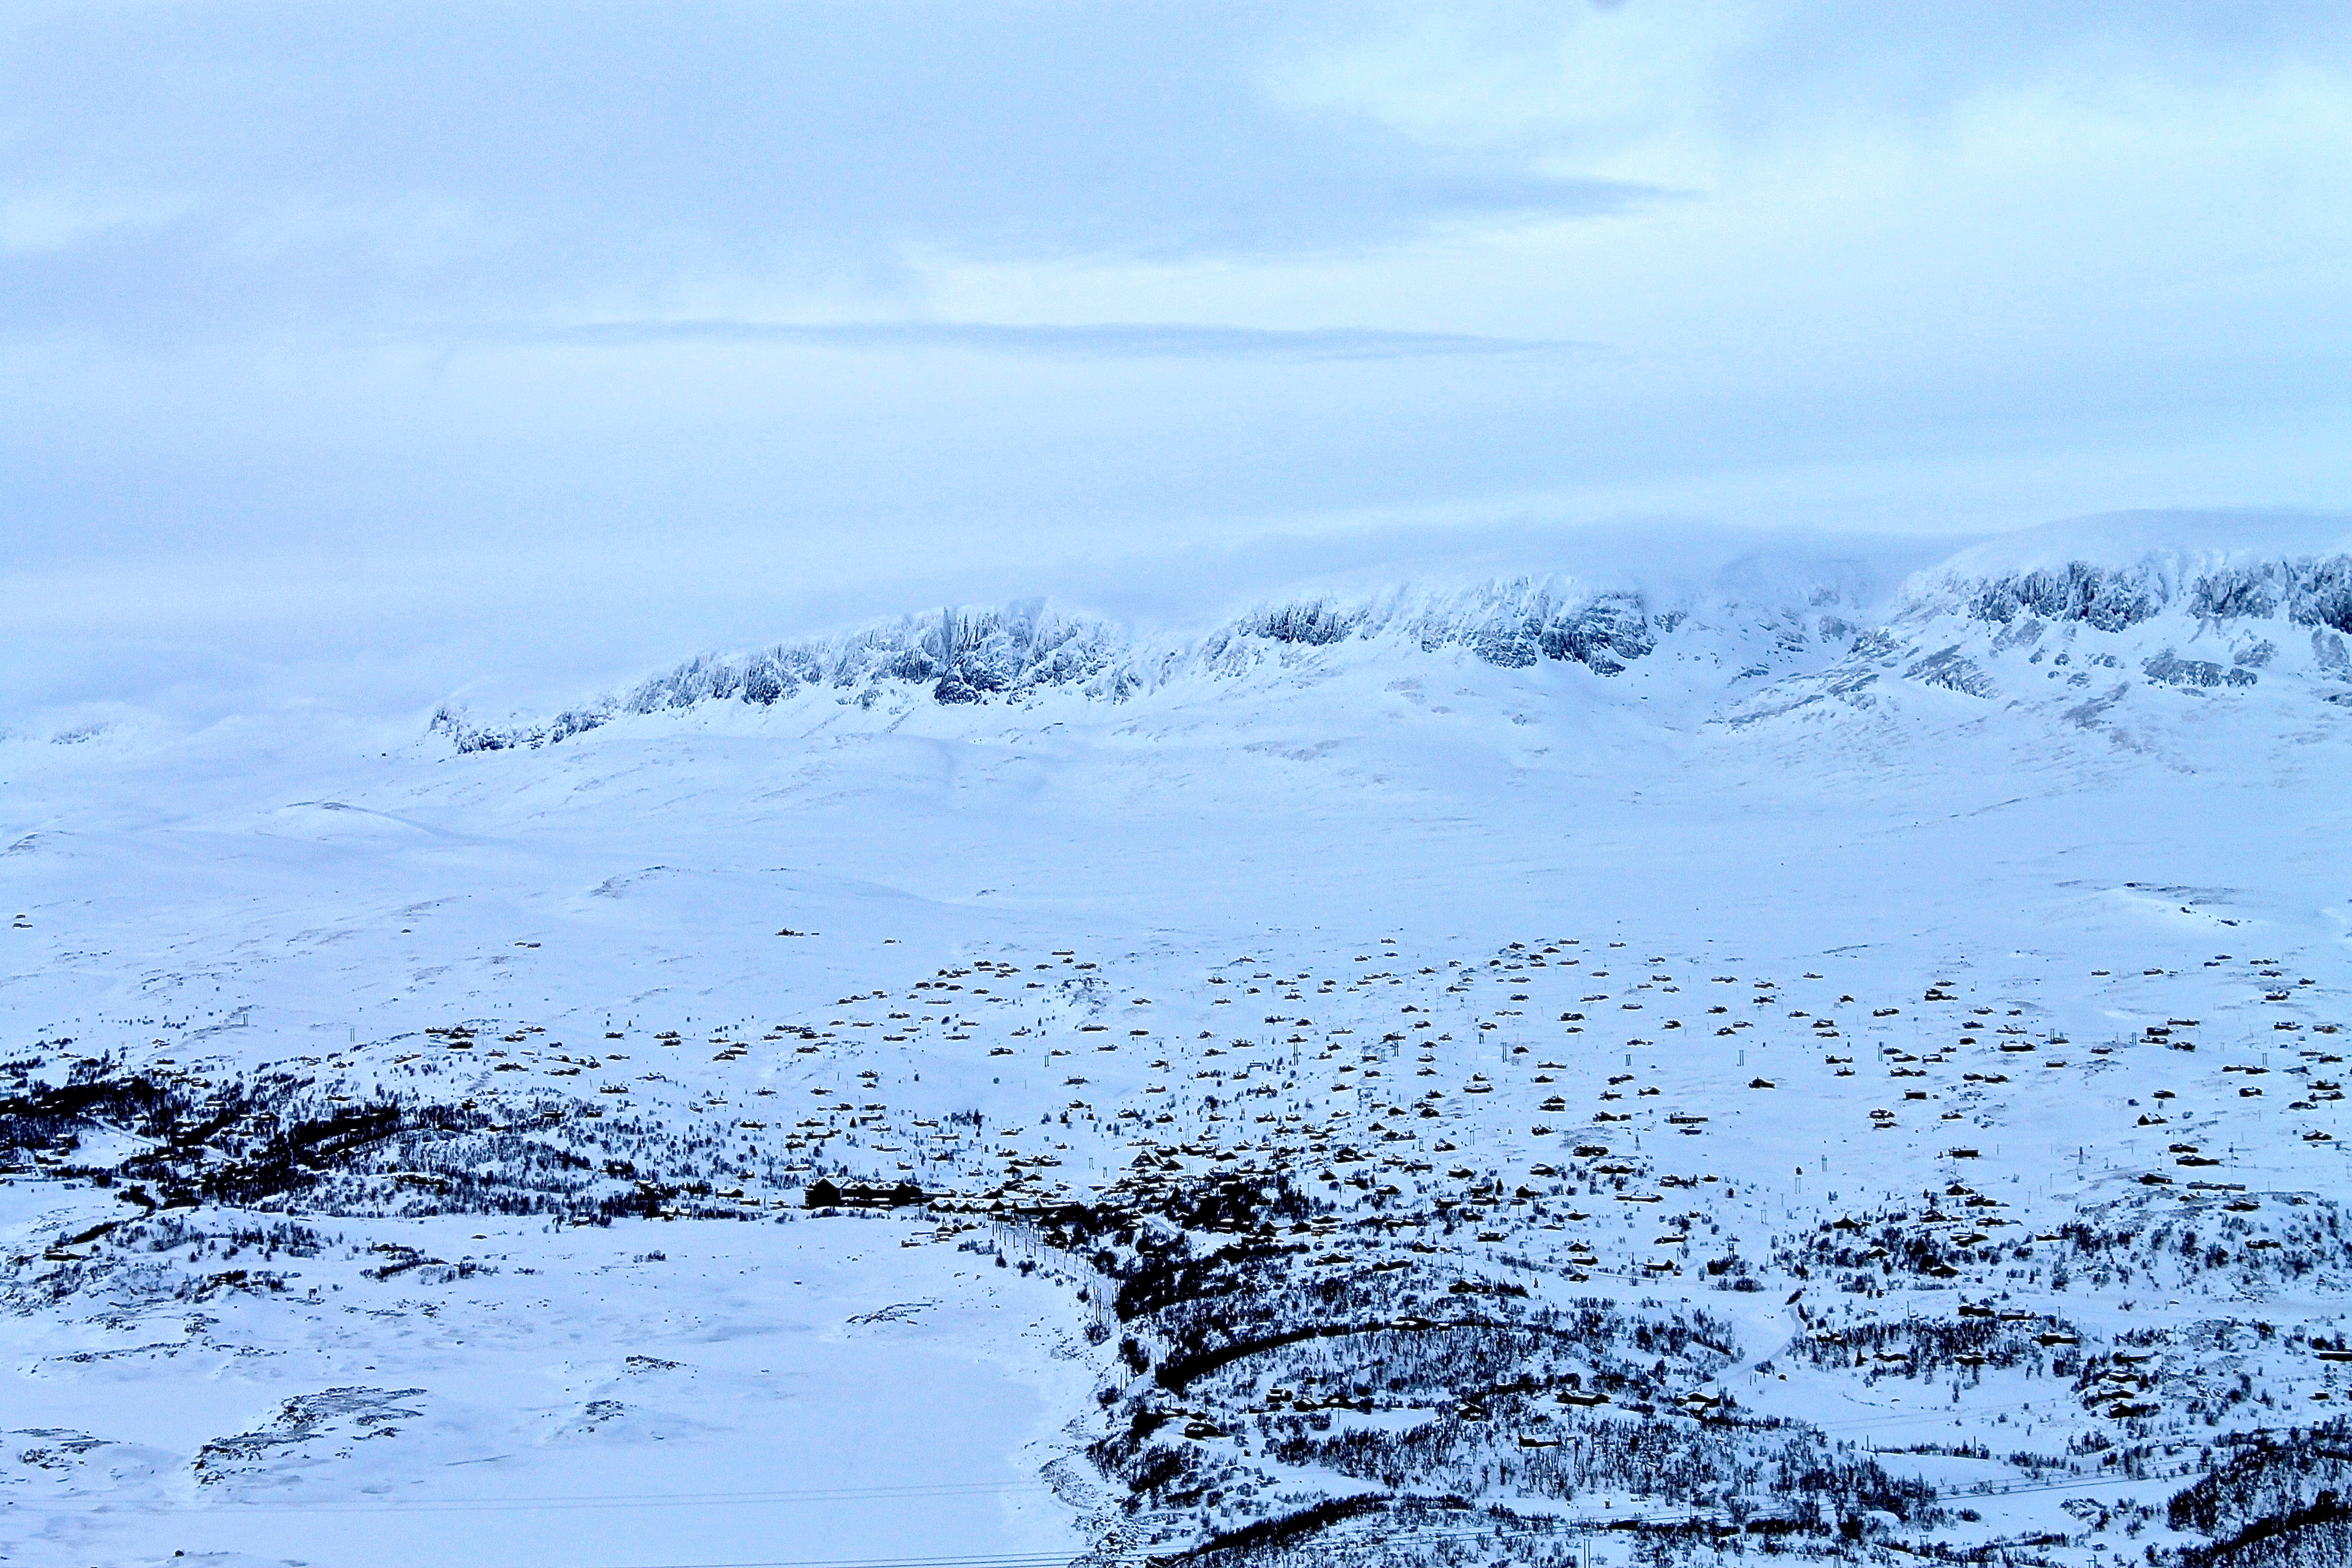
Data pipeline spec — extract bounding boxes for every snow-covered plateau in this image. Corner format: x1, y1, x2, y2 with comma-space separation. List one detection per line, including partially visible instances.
6, 516, 2352, 1568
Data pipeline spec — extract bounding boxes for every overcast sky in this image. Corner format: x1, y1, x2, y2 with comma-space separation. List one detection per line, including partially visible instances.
7, 2, 2350, 718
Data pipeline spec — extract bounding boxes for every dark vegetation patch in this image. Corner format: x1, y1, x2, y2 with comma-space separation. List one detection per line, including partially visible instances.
0, 1055, 785, 1233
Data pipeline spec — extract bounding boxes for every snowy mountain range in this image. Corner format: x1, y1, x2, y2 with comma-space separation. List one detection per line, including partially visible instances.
427, 516, 2352, 756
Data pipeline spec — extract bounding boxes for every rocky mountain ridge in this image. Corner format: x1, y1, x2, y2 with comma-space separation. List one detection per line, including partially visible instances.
430, 527, 2352, 754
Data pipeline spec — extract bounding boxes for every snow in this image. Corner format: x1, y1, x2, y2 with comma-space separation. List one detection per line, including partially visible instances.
1929, 510, 2352, 580
2, 1206, 1090, 1567
3, 519, 2349, 1566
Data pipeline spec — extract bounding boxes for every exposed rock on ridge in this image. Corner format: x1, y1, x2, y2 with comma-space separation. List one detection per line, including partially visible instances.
429, 533, 2352, 754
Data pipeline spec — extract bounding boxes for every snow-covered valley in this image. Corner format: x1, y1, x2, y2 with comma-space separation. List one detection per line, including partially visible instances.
6, 519, 2351, 1568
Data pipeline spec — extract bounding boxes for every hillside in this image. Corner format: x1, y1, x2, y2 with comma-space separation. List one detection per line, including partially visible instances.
3, 518, 2350, 1568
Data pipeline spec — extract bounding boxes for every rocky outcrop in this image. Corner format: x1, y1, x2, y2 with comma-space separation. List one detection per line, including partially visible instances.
429, 533, 2352, 754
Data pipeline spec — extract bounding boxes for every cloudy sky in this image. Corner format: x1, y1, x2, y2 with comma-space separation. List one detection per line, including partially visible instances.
7, 2, 2350, 716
